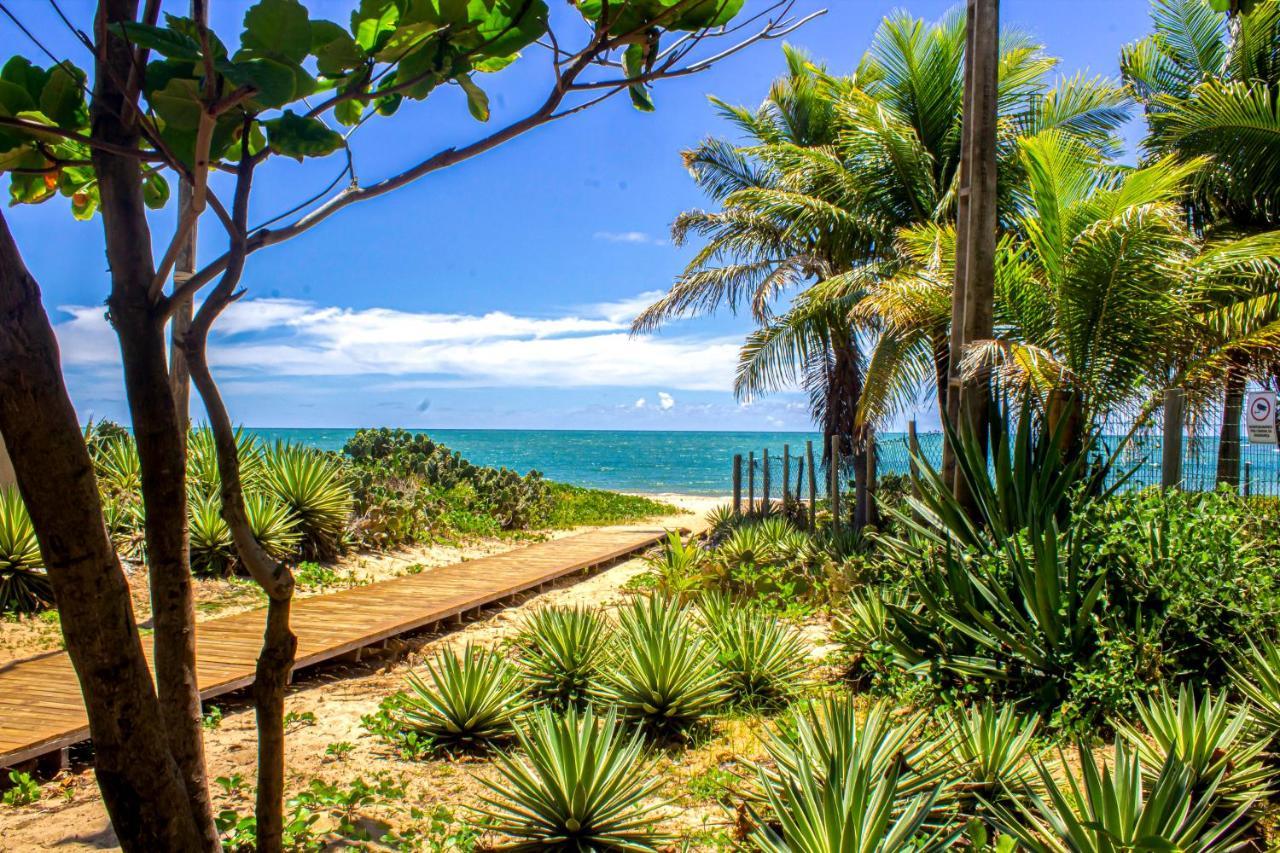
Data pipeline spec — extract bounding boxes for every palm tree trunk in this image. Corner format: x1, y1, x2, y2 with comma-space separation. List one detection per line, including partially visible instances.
1216, 364, 1246, 491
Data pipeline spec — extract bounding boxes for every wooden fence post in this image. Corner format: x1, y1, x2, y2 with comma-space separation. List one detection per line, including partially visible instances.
762, 448, 771, 514
1161, 387, 1185, 490
748, 452, 756, 514
830, 437, 842, 536
806, 440, 816, 529
782, 444, 791, 505
1245, 462, 1253, 498
732, 454, 743, 516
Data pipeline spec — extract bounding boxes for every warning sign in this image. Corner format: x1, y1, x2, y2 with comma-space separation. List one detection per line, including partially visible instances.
1247, 391, 1278, 445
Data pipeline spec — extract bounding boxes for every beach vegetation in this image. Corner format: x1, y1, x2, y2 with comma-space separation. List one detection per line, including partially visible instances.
697, 593, 810, 707
397, 644, 531, 751
0, 487, 53, 614
513, 605, 611, 709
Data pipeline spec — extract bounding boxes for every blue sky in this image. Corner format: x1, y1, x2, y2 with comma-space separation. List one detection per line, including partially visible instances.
6, 0, 1155, 431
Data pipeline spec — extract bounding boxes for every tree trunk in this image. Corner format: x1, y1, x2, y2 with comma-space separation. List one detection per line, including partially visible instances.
0, 211, 205, 851
1216, 365, 1246, 491
1046, 387, 1086, 465
254, 598, 297, 853
93, 2, 216, 845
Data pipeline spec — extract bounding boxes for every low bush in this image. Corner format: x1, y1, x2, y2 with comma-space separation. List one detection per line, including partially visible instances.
397, 644, 531, 751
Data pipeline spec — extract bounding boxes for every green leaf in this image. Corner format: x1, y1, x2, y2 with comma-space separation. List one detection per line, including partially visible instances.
262, 110, 343, 160
143, 171, 171, 209
376, 21, 444, 61
0, 79, 35, 116
456, 75, 489, 122
474, 0, 548, 59
219, 58, 297, 109
312, 22, 365, 76
351, 0, 400, 51
473, 54, 518, 73
334, 98, 363, 126
242, 0, 312, 65
150, 77, 204, 131
111, 22, 202, 61
395, 42, 443, 99
624, 44, 654, 112
1, 58, 47, 105
671, 0, 746, 30
39, 66, 88, 130
164, 14, 229, 58
143, 59, 198, 99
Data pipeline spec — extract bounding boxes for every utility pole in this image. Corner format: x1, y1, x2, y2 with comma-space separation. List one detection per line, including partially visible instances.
945, 0, 999, 511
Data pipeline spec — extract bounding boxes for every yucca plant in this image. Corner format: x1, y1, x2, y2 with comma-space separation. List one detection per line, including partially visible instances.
1229, 640, 1280, 746
263, 444, 352, 560
94, 436, 141, 499
244, 492, 302, 562
992, 743, 1257, 853
473, 705, 668, 851
935, 702, 1040, 810
398, 644, 531, 750
514, 605, 611, 707
716, 523, 778, 570
188, 494, 234, 576
0, 488, 53, 614
186, 427, 265, 498
643, 530, 710, 601
101, 494, 144, 561
703, 504, 741, 540
698, 594, 809, 706
1113, 684, 1274, 803
596, 595, 729, 733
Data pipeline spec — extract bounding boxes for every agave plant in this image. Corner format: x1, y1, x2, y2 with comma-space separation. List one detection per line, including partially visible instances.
1113, 684, 1274, 803
94, 436, 141, 499
101, 494, 145, 561
992, 743, 1257, 853
398, 644, 531, 750
0, 488, 53, 614
473, 706, 668, 851
596, 595, 729, 733
186, 427, 265, 498
1229, 640, 1280, 746
263, 444, 352, 560
188, 493, 234, 576
716, 523, 778, 570
752, 697, 952, 851
703, 504, 740, 540
698, 594, 809, 706
244, 492, 302, 562
514, 605, 611, 707
935, 702, 1040, 809
643, 530, 710, 601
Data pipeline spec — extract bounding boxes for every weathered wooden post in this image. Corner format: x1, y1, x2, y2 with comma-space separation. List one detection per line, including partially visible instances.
732, 454, 743, 516
830, 437, 842, 536
782, 444, 791, 506
1245, 461, 1253, 498
762, 448, 771, 514
748, 451, 756, 514
1161, 387, 1185, 490
806, 439, 816, 528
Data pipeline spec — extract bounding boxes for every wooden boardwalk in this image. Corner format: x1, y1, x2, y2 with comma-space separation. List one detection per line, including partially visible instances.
0, 527, 667, 768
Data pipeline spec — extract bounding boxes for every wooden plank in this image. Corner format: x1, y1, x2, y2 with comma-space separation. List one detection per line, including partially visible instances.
0, 527, 665, 768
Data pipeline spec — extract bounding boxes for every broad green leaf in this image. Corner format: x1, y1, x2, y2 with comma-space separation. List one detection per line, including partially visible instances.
395, 42, 443, 99
624, 43, 654, 112
1, 58, 48, 104
671, 0, 746, 30
456, 75, 489, 121
351, 0, 400, 51
219, 58, 297, 109
262, 110, 343, 160
474, 0, 548, 59
376, 21, 444, 61
71, 188, 98, 220
473, 53, 518, 73
39, 66, 87, 129
242, 0, 312, 65
112, 22, 202, 61
164, 14, 229, 58
149, 77, 204, 131
143, 59, 198, 99
312, 21, 365, 76
400, 0, 472, 26
143, 171, 171, 209
0, 79, 35, 116
375, 92, 402, 116
334, 97, 363, 126
8, 152, 56, 205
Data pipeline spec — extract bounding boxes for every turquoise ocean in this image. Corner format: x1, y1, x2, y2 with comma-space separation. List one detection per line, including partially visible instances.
246, 428, 1280, 497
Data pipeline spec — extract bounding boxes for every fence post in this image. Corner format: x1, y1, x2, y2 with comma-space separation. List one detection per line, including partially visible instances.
762, 448, 771, 514
806, 440, 816, 529
1245, 461, 1253, 498
1161, 387, 1185, 490
732, 454, 742, 516
830, 437, 842, 536
748, 452, 756, 514
782, 444, 791, 505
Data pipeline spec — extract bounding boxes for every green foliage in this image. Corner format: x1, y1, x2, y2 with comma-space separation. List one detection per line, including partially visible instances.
2, 770, 39, 807
1230, 639, 1280, 746
397, 644, 531, 750
597, 594, 729, 733
473, 705, 668, 851
189, 493, 235, 576
513, 605, 610, 708
0, 487, 53, 614
263, 444, 352, 560
935, 702, 1040, 810
544, 483, 674, 528
697, 593, 809, 706
644, 530, 712, 601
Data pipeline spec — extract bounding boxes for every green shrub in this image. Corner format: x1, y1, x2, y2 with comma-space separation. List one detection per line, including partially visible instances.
263, 444, 352, 560
934, 702, 1040, 811
698, 594, 809, 706
397, 644, 531, 750
1230, 639, 1280, 746
188, 494, 234, 576
473, 706, 668, 851
643, 530, 711, 601
186, 428, 265, 498
544, 483, 674, 528
0, 487, 53, 614
93, 436, 141, 498
101, 493, 144, 560
596, 595, 729, 733
514, 605, 610, 707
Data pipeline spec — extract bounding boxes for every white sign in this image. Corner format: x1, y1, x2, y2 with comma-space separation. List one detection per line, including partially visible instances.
1247, 391, 1278, 445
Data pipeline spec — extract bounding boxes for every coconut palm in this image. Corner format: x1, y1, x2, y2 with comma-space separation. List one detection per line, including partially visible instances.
1122, 0, 1280, 484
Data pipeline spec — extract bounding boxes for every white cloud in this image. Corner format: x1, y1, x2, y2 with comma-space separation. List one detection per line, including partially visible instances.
634, 398, 647, 409
54, 296, 740, 392
658, 391, 675, 410
587, 290, 667, 325
592, 230, 665, 246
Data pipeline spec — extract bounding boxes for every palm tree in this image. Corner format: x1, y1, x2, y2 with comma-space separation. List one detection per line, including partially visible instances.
635, 11, 1128, 526
1122, 0, 1280, 485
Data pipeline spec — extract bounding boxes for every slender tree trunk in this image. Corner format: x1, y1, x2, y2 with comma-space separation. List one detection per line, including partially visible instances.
1216, 364, 1246, 491
0, 211, 204, 851
254, 598, 297, 853
1046, 387, 1085, 465
93, 2, 215, 845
